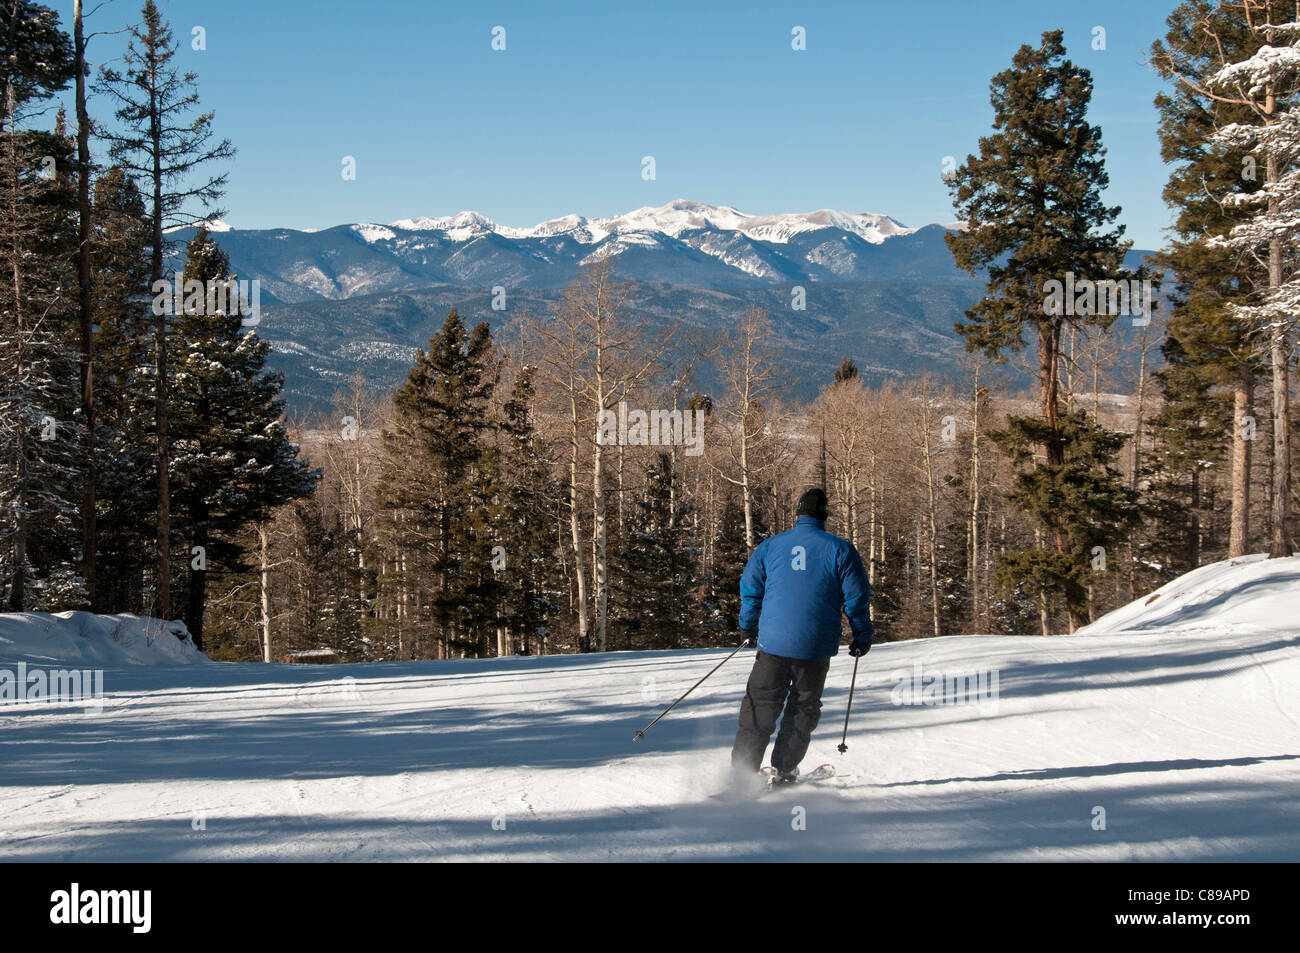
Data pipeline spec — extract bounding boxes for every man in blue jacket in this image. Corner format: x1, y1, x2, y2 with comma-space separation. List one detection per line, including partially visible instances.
731, 488, 873, 785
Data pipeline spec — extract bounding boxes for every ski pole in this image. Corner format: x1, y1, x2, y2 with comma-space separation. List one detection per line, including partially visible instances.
633, 637, 751, 742
837, 654, 861, 754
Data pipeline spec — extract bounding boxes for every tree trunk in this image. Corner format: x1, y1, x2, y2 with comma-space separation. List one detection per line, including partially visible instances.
1268, 312, 1292, 558
568, 394, 590, 652
186, 524, 207, 650
74, 1, 96, 605
1039, 322, 1063, 466
920, 397, 941, 638
150, 62, 171, 620
968, 372, 982, 628
1229, 365, 1253, 558
739, 414, 755, 549
259, 525, 272, 663
8, 456, 26, 611
592, 416, 607, 653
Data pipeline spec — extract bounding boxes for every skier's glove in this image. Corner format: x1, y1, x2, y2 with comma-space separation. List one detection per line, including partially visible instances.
849, 640, 871, 657
739, 628, 757, 644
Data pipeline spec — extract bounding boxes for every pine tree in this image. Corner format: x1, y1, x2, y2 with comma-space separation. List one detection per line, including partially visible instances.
167, 228, 317, 649
1199, 16, 1300, 557
1149, 0, 1287, 560
494, 362, 560, 655
0, 0, 74, 134
0, 1, 79, 610
376, 310, 498, 658
89, 166, 155, 612
0, 127, 81, 609
619, 452, 698, 650
95, 0, 235, 619
945, 29, 1137, 630
708, 488, 764, 644
1139, 346, 1227, 579
990, 411, 1140, 631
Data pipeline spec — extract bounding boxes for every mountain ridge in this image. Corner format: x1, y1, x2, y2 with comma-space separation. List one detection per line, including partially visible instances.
173, 200, 1155, 411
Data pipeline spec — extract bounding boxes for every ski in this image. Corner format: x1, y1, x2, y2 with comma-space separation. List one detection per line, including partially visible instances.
710, 763, 836, 800
761, 763, 836, 790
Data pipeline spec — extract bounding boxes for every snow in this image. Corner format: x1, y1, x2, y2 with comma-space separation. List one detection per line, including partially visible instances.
1077, 553, 1300, 636
350, 224, 396, 244
0, 612, 208, 668
389, 211, 496, 241
1, 559, 1297, 861
164, 218, 231, 234
385, 199, 923, 247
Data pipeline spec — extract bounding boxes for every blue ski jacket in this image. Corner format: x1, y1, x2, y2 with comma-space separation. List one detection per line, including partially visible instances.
738, 516, 874, 660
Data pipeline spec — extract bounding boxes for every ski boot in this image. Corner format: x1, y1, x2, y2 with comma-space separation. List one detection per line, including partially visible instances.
762, 765, 799, 786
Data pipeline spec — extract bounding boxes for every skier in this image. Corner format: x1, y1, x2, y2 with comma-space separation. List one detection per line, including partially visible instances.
730, 487, 873, 789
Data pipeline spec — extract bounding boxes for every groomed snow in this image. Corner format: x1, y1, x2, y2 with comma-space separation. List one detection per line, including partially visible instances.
1, 558, 1297, 861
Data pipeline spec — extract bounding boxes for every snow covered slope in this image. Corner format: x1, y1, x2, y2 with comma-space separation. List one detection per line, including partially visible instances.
1, 569, 1297, 861
1078, 554, 1300, 637
0, 612, 209, 667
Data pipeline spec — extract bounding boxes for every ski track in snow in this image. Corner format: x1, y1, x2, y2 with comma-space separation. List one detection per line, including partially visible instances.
1, 619, 1298, 861
3, 558, 1299, 861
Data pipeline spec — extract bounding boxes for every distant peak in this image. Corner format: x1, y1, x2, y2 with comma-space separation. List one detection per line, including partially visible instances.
370, 201, 927, 246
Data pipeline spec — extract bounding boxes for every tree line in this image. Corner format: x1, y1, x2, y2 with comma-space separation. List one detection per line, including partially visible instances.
4, 2, 1298, 659
1, 0, 314, 648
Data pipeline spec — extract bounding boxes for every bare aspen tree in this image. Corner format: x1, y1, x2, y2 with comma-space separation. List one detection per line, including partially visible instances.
714, 306, 783, 549
908, 376, 945, 638
573, 261, 670, 652
321, 371, 382, 611
963, 357, 988, 628
258, 525, 272, 663
815, 376, 871, 548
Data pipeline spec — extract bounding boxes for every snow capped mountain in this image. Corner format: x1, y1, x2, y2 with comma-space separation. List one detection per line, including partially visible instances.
172, 206, 1151, 414
498, 213, 609, 243
164, 217, 232, 234
350, 223, 397, 243
389, 210, 496, 240
192, 198, 962, 307
593, 199, 753, 238
382, 198, 921, 247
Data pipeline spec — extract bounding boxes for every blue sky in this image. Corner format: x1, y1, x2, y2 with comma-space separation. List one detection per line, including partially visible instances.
61, 0, 1178, 248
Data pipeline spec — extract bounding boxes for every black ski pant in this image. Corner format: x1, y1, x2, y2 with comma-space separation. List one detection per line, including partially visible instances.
731, 650, 831, 774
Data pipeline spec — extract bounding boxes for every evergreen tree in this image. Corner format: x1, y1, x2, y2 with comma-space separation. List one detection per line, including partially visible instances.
168, 228, 317, 649
1139, 347, 1227, 580
990, 411, 1140, 629
494, 362, 560, 655
89, 166, 156, 612
0, 127, 81, 609
96, 0, 235, 619
707, 489, 763, 644
0, 2, 79, 610
1149, 0, 1283, 560
945, 29, 1137, 630
0, 0, 74, 133
619, 452, 698, 650
376, 310, 498, 658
